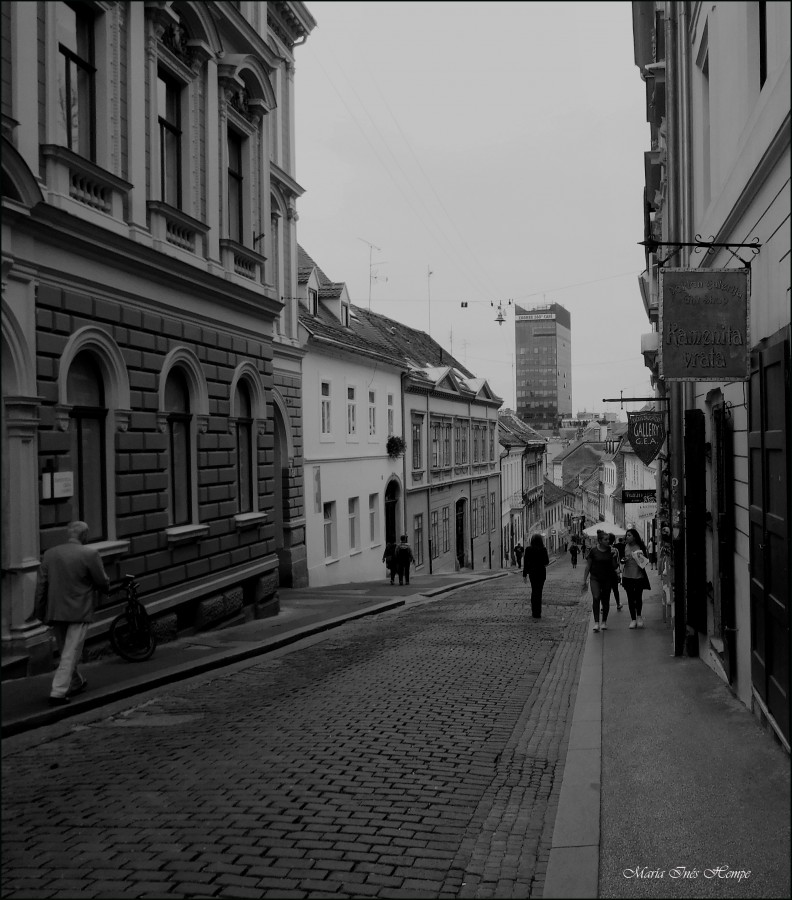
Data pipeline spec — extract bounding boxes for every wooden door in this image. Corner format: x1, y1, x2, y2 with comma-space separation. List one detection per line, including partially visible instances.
749, 337, 789, 741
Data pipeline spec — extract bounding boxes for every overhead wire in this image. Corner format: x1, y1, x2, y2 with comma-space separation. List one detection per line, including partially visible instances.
303, 44, 494, 298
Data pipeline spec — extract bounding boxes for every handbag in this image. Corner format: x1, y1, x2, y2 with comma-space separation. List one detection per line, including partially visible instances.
640, 568, 651, 591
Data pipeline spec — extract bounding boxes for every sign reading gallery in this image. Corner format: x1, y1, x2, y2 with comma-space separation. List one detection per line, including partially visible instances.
659, 268, 750, 381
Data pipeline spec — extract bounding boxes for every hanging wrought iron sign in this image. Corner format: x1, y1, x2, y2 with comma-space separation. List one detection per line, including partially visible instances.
659, 268, 750, 381
627, 411, 666, 466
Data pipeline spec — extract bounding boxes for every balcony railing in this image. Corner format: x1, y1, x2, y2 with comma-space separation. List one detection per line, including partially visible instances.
41, 145, 131, 222
148, 201, 210, 258
220, 239, 266, 283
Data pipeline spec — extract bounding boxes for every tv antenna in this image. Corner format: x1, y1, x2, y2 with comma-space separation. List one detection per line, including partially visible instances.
358, 238, 387, 309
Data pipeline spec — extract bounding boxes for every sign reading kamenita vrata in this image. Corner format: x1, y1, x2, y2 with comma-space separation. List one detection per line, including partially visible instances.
659, 268, 750, 381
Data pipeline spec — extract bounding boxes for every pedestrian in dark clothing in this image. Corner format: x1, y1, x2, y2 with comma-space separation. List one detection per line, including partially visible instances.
395, 534, 415, 585
32, 521, 110, 704
522, 534, 550, 618
513, 543, 524, 569
382, 542, 397, 584
569, 543, 579, 568
581, 530, 619, 632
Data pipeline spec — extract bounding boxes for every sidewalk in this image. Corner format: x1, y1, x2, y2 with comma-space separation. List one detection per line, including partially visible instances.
1, 569, 507, 738
545, 578, 791, 898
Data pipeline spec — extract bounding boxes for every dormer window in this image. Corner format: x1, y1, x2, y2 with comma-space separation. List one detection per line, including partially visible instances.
309, 288, 318, 315
341, 304, 350, 327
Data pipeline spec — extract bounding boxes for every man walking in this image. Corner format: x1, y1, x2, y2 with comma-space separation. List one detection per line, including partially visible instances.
395, 534, 415, 586
33, 521, 110, 705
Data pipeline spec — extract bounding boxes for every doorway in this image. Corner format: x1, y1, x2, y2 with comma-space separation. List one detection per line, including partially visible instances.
455, 498, 467, 569
385, 480, 400, 546
749, 335, 789, 742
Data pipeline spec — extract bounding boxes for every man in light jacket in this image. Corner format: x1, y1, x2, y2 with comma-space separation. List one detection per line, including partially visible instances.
33, 521, 110, 705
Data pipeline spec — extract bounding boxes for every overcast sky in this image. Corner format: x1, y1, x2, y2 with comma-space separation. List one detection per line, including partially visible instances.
293, 1, 654, 419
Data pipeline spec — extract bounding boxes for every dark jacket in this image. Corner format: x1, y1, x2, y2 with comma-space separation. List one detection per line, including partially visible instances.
395, 541, 414, 566
34, 539, 110, 623
522, 544, 550, 576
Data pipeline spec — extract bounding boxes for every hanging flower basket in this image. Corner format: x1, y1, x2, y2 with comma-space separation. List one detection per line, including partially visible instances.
386, 435, 407, 459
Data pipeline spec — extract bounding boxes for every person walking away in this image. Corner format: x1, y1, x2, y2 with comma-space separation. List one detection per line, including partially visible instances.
522, 533, 550, 618
382, 541, 397, 584
622, 528, 651, 628
581, 530, 619, 632
513, 542, 524, 570
608, 533, 624, 611
569, 543, 579, 569
395, 534, 415, 586
32, 521, 110, 705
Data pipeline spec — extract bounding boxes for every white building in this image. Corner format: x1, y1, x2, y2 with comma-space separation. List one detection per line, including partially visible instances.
634, 1, 790, 744
297, 248, 405, 586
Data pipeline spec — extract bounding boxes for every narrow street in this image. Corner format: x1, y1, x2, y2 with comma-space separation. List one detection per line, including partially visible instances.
2, 561, 588, 899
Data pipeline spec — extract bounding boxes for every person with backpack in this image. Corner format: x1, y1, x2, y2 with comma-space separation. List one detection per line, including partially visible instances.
569, 543, 580, 569
395, 534, 415, 586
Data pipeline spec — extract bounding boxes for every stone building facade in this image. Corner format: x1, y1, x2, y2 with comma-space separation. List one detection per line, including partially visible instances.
1, 0, 315, 672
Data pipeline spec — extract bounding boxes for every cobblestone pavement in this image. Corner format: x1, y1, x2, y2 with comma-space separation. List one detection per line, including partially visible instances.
2, 561, 589, 899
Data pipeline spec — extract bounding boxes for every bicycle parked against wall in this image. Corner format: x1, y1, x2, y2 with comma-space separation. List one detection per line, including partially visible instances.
109, 574, 156, 662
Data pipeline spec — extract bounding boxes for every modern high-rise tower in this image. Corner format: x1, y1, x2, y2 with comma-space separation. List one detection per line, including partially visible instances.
514, 303, 572, 428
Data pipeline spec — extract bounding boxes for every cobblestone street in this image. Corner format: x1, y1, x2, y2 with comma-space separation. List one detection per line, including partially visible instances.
2, 562, 589, 899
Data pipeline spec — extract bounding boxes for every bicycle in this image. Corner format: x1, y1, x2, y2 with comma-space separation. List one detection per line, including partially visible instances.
109, 574, 156, 662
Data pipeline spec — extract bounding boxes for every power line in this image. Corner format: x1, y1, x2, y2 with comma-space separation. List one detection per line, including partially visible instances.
304, 45, 493, 298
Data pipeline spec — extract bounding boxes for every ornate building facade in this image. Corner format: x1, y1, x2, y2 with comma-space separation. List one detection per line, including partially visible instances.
1, 1, 315, 673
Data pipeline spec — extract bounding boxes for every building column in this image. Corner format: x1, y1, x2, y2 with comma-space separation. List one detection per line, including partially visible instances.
1, 396, 51, 669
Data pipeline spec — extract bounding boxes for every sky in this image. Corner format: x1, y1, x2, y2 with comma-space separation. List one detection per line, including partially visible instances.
293, 1, 654, 420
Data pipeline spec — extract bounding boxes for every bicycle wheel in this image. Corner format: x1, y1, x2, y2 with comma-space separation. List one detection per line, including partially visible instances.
109, 611, 156, 662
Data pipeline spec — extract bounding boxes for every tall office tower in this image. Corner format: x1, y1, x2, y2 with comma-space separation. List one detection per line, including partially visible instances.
514, 303, 572, 428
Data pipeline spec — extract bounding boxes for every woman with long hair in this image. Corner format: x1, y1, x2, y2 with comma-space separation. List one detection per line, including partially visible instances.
581, 530, 619, 632
622, 528, 650, 628
522, 533, 550, 618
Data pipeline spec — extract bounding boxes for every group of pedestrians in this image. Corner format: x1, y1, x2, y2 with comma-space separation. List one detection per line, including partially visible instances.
515, 528, 652, 630
382, 535, 415, 585
581, 528, 650, 632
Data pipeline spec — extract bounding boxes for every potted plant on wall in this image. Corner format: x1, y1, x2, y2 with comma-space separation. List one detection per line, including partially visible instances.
386, 435, 407, 459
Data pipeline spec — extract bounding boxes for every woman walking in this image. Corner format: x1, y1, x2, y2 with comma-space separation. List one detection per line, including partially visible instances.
621, 528, 650, 628
522, 533, 550, 618
581, 530, 619, 632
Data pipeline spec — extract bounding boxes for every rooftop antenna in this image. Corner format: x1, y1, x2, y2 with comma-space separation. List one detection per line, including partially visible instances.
358, 237, 382, 310
427, 265, 433, 337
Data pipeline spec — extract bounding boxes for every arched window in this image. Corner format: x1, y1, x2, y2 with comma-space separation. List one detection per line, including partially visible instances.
164, 368, 192, 526
235, 379, 254, 513
67, 352, 107, 541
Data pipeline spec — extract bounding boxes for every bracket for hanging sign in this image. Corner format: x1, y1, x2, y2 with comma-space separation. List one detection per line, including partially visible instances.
602, 391, 669, 411
639, 235, 762, 269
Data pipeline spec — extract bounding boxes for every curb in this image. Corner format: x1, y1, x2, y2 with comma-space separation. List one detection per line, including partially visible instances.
1, 597, 406, 738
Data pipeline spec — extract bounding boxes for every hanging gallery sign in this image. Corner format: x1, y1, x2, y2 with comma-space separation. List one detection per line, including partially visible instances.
627, 411, 666, 465
659, 268, 750, 381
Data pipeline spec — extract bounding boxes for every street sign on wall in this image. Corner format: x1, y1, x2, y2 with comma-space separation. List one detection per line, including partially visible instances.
659, 268, 750, 381
622, 489, 656, 503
